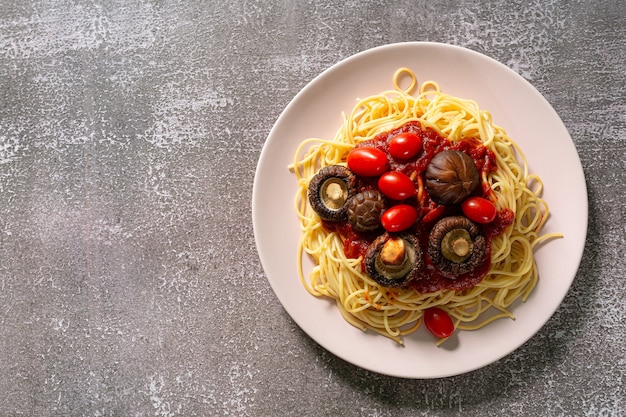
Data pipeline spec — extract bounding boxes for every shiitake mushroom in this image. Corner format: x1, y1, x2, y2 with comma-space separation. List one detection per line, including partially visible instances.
346, 190, 386, 232
424, 150, 480, 205
308, 165, 356, 221
428, 216, 486, 278
364, 233, 423, 287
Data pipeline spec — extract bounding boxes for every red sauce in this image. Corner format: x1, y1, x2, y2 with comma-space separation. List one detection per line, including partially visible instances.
336, 121, 513, 293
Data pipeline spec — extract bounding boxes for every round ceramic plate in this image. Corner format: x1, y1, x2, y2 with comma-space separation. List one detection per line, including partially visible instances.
252, 42, 587, 379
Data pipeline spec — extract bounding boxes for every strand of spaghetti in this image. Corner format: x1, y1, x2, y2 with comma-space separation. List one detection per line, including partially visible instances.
457, 312, 514, 331
393, 67, 418, 94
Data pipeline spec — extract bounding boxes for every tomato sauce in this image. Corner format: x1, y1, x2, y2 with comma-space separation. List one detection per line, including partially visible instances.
337, 121, 513, 293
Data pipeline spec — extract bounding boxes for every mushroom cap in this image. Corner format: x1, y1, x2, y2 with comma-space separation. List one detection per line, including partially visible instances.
308, 165, 356, 221
424, 150, 480, 205
346, 190, 386, 232
364, 232, 423, 288
428, 215, 487, 278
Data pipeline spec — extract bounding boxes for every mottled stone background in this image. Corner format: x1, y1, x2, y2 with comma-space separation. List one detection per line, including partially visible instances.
0, 1, 624, 416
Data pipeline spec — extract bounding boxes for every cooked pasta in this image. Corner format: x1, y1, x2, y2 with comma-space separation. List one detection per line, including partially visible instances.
289, 67, 560, 344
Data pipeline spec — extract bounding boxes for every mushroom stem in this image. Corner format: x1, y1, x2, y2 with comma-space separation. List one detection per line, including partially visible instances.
321, 179, 348, 210
380, 238, 406, 266
440, 228, 473, 263
451, 238, 469, 257
324, 182, 345, 206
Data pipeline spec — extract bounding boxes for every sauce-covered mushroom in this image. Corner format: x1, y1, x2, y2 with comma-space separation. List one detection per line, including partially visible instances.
424, 150, 480, 205
346, 190, 386, 232
428, 216, 486, 278
364, 233, 423, 287
308, 165, 356, 221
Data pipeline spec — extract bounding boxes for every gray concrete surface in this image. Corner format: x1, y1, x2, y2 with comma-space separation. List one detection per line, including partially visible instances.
0, 1, 624, 415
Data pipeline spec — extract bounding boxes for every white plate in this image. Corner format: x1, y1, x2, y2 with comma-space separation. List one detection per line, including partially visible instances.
252, 42, 587, 379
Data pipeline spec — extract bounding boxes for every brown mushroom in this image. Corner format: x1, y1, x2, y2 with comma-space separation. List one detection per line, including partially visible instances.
424, 150, 480, 205
428, 216, 486, 278
308, 165, 357, 221
346, 190, 386, 232
364, 233, 423, 287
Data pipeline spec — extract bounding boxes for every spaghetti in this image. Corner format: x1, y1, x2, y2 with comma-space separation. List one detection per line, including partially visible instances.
290, 67, 559, 344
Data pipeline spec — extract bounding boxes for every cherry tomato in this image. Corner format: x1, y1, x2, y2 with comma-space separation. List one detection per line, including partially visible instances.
346, 147, 388, 177
380, 204, 417, 232
423, 307, 454, 339
378, 171, 416, 200
388, 132, 423, 160
461, 196, 497, 224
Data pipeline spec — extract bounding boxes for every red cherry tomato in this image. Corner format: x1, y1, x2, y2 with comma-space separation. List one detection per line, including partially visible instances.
461, 196, 497, 224
423, 307, 454, 339
346, 147, 388, 177
388, 132, 423, 160
381, 204, 417, 232
378, 171, 416, 200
